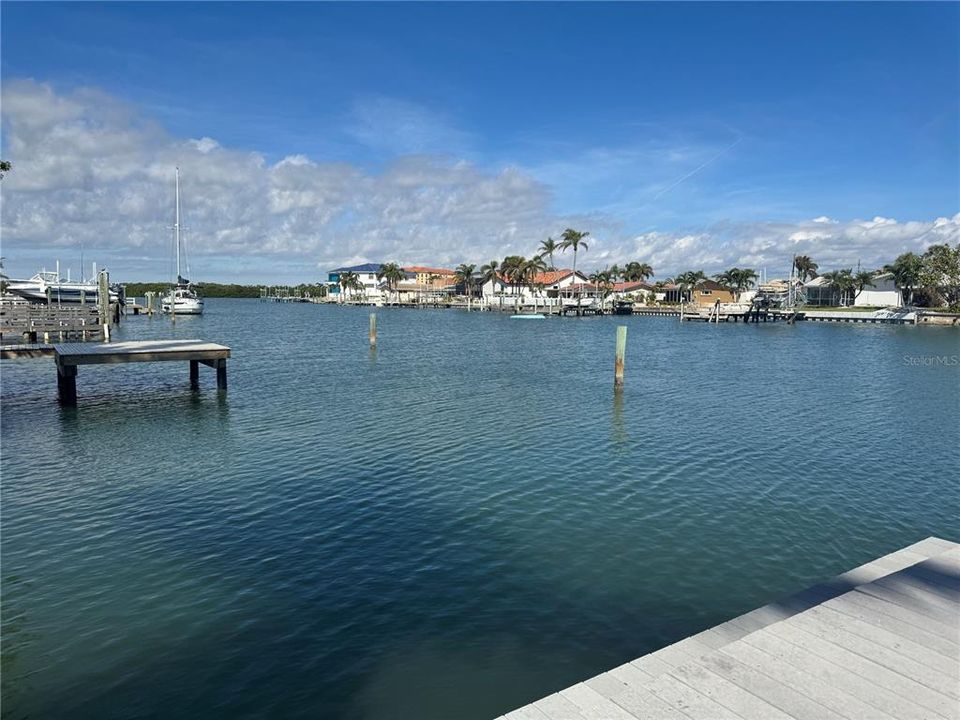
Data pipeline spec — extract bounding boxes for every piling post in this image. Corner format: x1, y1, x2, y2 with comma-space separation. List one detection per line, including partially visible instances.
97, 270, 110, 338
190, 360, 200, 388
614, 325, 627, 390
369, 312, 377, 347
215, 358, 228, 390
56, 361, 78, 406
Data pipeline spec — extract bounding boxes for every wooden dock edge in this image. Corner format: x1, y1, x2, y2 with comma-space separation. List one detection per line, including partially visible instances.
501, 536, 959, 720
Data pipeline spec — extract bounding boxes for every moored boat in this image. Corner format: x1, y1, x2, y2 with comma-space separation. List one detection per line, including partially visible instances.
5, 267, 121, 305
160, 167, 204, 316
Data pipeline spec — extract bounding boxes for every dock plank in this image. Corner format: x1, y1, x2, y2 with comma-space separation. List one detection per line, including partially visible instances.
54, 339, 230, 365
742, 630, 932, 720
507, 537, 960, 720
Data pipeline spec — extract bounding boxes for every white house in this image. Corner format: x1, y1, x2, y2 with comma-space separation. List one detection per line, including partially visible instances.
854, 272, 901, 307
327, 263, 385, 302
480, 269, 589, 308
803, 273, 901, 308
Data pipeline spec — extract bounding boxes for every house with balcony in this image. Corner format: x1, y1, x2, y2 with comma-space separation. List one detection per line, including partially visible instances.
327, 263, 384, 301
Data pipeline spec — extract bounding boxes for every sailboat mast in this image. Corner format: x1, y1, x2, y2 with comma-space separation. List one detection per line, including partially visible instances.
175, 167, 181, 280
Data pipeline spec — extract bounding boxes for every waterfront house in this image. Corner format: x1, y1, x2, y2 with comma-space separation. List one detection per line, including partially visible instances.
610, 281, 654, 302
480, 269, 589, 309
803, 273, 901, 307
327, 263, 384, 301
692, 279, 736, 306
392, 266, 458, 303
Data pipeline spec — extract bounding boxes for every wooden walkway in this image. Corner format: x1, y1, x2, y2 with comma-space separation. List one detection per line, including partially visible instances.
54, 339, 230, 405
503, 537, 959, 720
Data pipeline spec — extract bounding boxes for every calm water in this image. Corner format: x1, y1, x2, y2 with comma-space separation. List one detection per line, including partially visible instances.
2, 300, 958, 719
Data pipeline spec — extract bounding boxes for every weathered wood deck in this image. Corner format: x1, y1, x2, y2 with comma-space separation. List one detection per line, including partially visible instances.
53, 339, 231, 405
502, 537, 959, 720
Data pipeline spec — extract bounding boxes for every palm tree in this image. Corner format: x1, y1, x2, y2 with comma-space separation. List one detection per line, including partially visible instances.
454, 263, 476, 310
715, 268, 758, 302
501, 255, 526, 310
560, 228, 589, 313
794, 256, 819, 282
589, 269, 614, 311
376, 263, 404, 305
479, 259, 500, 309
852, 270, 876, 302
623, 262, 654, 283
675, 270, 706, 303
521, 255, 547, 312
822, 269, 855, 306
883, 252, 923, 306
539, 237, 559, 271
338, 271, 359, 303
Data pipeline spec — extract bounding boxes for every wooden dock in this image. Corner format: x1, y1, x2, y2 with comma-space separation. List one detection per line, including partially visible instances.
502, 537, 959, 720
0, 302, 111, 341
53, 339, 231, 405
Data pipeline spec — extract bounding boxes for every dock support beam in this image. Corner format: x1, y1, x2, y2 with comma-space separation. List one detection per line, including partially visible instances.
369, 312, 377, 347
56, 362, 77, 406
190, 360, 200, 388
614, 325, 627, 390
216, 358, 227, 390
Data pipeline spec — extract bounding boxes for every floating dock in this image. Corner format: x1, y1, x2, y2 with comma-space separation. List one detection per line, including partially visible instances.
502, 536, 959, 720
52, 339, 231, 405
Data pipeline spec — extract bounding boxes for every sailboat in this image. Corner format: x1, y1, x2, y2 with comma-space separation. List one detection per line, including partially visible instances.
161, 167, 204, 315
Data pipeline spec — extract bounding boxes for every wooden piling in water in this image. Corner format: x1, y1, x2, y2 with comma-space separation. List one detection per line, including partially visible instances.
369, 312, 377, 347
614, 325, 627, 389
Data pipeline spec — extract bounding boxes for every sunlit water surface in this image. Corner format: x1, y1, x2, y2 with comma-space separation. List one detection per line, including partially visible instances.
2, 300, 958, 718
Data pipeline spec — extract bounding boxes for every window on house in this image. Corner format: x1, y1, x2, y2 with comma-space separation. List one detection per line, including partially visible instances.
701, 290, 712, 295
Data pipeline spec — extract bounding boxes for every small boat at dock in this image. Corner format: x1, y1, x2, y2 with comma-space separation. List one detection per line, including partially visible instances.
510, 313, 545, 320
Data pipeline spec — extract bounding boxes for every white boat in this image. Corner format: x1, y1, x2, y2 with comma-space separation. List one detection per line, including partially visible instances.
161, 168, 204, 316
5, 263, 121, 305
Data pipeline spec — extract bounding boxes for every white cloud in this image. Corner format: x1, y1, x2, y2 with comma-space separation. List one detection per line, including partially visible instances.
0, 79, 956, 282
344, 95, 473, 157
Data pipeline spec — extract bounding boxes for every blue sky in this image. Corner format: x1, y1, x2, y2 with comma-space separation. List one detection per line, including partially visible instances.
2, 2, 958, 282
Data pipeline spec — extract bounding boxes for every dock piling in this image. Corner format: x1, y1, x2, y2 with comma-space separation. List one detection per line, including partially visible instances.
190, 360, 200, 388
215, 358, 228, 390
56, 361, 78, 406
614, 325, 627, 389
369, 312, 377, 347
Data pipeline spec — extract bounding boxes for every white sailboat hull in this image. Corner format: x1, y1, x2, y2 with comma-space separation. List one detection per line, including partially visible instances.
161, 295, 204, 315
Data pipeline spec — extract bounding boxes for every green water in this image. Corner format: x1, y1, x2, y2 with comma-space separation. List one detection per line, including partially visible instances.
2, 300, 958, 718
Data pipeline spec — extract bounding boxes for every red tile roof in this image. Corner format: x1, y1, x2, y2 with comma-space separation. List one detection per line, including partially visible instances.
494, 269, 581, 285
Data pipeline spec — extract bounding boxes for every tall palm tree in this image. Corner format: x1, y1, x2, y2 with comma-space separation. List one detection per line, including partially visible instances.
539, 237, 559, 271
479, 259, 500, 309
454, 263, 476, 309
794, 255, 819, 282
560, 228, 589, 312
376, 263, 404, 305
501, 255, 526, 310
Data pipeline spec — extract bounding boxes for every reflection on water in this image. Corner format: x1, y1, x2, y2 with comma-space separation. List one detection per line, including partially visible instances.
611, 390, 627, 450
2, 300, 958, 719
